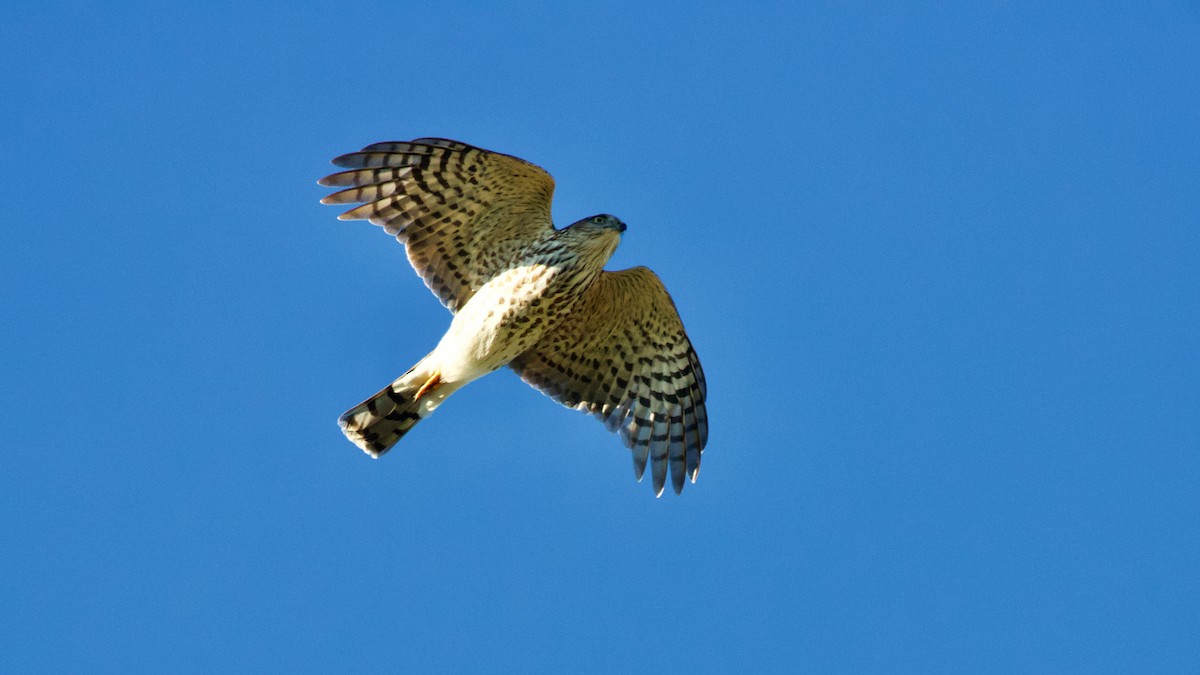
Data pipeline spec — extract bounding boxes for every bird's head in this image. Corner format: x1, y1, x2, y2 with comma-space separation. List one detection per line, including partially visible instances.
559, 214, 626, 266
569, 213, 627, 234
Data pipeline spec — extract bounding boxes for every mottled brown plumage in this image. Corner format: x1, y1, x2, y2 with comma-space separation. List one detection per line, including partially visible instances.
319, 138, 708, 496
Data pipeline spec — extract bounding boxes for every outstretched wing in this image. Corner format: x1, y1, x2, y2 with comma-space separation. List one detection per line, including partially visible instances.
509, 267, 708, 496
319, 138, 556, 312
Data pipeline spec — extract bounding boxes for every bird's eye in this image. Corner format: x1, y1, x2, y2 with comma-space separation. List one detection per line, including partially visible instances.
592, 216, 605, 224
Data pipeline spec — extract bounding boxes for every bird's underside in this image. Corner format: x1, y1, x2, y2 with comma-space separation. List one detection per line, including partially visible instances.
319, 137, 708, 496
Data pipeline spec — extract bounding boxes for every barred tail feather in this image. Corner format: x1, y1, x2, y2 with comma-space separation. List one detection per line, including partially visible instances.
338, 359, 451, 457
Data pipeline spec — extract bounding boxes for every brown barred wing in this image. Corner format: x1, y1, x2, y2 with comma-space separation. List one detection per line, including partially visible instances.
509, 267, 708, 496
319, 138, 556, 312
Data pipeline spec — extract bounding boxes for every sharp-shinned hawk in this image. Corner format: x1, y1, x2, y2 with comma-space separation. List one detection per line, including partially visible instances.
319, 138, 708, 496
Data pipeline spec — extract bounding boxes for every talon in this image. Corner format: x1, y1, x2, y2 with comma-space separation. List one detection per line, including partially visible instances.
414, 371, 442, 400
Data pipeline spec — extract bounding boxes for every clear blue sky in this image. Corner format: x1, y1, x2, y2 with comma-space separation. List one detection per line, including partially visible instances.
2, 2, 1198, 672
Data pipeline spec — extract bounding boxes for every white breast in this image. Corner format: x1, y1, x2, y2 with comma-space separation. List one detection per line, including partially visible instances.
431, 264, 560, 384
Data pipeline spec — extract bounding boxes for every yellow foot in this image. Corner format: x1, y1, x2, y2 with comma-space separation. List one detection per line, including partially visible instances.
414, 371, 442, 400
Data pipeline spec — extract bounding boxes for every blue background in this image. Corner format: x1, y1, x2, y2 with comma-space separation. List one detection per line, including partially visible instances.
3, 2, 1198, 672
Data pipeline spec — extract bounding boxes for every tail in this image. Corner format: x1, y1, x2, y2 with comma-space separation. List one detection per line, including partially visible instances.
338, 357, 455, 457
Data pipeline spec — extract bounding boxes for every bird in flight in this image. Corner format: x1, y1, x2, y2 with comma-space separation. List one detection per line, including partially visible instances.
319, 138, 708, 496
